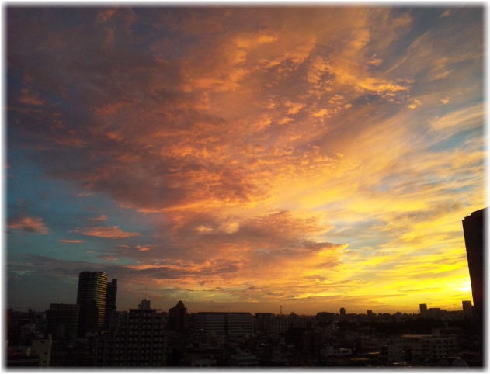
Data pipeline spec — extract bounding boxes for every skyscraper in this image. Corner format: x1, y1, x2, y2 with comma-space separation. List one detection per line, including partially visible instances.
105, 279, 117, 327
462, 208, 485, 319
77, 272, 108, 336
419, 303, 427, 315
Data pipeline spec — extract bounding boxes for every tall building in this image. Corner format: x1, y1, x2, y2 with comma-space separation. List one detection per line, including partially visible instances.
462, 300, 473, 317
105, 279, 117, 327
77, 272, 108, 336
419, 304, 427, 315
46, 304, 79, 340
339, 307, 346, 315
168, 300, 188, 332
462, 208, 485, 319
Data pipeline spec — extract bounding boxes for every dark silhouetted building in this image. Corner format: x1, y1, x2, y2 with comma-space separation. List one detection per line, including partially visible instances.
96, 300, 166, 366
339, 308, 346, 320
255, 313, 274, 334
77, 272, 108, 336
168, 300, 188, 332
194, 313, 253, 337
138, 299, 151, 310
105, 279, 117, 327
419, 304, 427, 315
47, 304, 79, 340
462, 208, 485, 320
462, 300, 473, 317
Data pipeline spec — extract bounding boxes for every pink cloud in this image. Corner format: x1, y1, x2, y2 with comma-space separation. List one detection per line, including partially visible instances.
72, 226, 140, 239
8, 216, 49, 234
59, 239, 84, 244
88, 214, 108, 222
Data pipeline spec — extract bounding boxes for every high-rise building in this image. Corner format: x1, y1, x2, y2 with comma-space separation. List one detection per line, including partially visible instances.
339, 307, 346, 315
462, 208, 485, 319
167, 300, 188, 332
46, 303, 79, 340
105, 279, 117, 327
462, 300, 473, 317
419, 303, 427, 314
77, 272, 108, 336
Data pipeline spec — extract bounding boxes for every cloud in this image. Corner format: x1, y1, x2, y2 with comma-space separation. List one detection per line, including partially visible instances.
8, 216, 49, 234
59, 239, 84, 244
72, 226, 140, 239
6, 7, 483, 312
430, 103, 483, 131
88, 214, 108, 222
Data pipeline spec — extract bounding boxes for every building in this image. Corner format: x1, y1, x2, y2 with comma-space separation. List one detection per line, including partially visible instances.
194, 313, 253, 337
462, 300, 473, 317
226, 313, 254, 337
96, 300, 166, 366
254, 313, 274, 334
419, 304, 427, 315
401, 333, 458, 362
462, 209, 485, 319
105, 279, 117, 327
46, 303, 79, 340
167, 300, 188, 332
77, 272, 108, 336
138, 299, 151, 310
31, 336, 52, 367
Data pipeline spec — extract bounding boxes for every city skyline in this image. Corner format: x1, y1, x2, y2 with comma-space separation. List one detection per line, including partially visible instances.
7, 6, 484, 314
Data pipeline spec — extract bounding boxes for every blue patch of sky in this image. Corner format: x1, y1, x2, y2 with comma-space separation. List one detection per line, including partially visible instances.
7, 148, 158, 265
428, 127, 483, 153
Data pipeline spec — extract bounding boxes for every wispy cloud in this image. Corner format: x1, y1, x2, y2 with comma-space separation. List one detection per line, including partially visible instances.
6, 6, 483, 312
72, 226, 140, 239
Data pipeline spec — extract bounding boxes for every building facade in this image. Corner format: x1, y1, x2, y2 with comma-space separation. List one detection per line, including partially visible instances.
77, 272, 108, 336
46, 303, 79, 340
96, 301, 167, 366
462, 208, 485, 319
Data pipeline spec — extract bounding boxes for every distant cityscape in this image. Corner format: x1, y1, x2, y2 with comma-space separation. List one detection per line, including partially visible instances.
6, 209, 485, 368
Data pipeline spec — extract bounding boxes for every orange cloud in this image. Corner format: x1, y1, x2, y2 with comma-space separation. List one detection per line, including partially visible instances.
7, 7, 483, 312
88, 214, 108, 222
8, 216, 49, 234
72, 226, 140, 239
59, 239, 84, 244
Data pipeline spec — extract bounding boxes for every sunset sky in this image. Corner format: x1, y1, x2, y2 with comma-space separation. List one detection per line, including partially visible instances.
6, 6, 484, 314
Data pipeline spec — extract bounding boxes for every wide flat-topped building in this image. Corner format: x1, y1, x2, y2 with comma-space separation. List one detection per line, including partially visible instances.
194, 312, 253, 337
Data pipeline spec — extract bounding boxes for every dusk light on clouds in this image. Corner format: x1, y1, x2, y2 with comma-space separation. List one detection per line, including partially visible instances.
7, 6, 484, 314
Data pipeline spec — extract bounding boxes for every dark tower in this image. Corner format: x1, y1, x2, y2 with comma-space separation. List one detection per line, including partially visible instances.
105, 279, 117, 327
77, 272, 108, 336
168, 300, 188, 332
462, 209, 485, 320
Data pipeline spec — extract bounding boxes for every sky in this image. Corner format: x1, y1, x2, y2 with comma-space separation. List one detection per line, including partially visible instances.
6, 6, 484, 314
